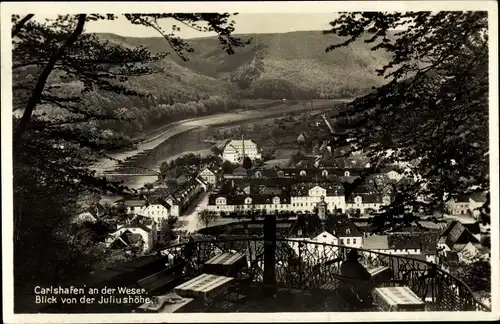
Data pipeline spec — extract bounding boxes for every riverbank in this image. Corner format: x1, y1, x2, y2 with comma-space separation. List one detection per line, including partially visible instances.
92, 100, 349, 172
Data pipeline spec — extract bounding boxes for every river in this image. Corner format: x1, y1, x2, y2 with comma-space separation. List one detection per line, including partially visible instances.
96, 101, 350, 190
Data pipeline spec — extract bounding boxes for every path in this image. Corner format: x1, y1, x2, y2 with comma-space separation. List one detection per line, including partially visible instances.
177, 192, 210, 233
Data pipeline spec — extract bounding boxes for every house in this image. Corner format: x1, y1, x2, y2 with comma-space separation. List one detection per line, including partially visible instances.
224, 166, 249, 179
468, 192, 488, 219
446, 195, 472, 216
290, 184, 346, 213
363, 234, 430, 259
198, 168, 218, 185
310, 230, 340, 245
346, 193, 392, 215
140, 198, 172, 224
71, 211, 99, 225
437, 221, 482, 254
446, 191, 487, 217
207, 183, 346, 215
222, 139, 262, 163
362, 235, 390, 253
326, 220, 364, 248
123, 198, 172, 224
106, 218, 157, 254
387, 235, 422, 255
207, 193, 292, 214
123, 199, 148, 215
71, 202, 106, 225
286, 232, 340, 266
457, 241, 490, 264
167, 178, 206, 216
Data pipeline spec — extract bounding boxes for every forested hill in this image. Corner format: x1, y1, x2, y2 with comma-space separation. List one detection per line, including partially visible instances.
96, 30, 393, 99
15, 30, 393, 144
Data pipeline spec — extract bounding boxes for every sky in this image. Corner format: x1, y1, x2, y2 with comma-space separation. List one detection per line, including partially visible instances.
82, 13, 340, 39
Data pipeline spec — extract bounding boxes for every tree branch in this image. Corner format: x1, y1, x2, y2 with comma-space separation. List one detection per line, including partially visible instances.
12, 14, 34, 38
13, 14, 87, 149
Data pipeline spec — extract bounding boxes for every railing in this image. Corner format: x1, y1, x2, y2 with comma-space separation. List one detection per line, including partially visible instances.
158, 238, 490, 312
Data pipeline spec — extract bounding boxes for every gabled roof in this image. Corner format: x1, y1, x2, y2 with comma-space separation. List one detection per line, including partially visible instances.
200, 167, 216, 175
363, 235, 389, 250
388, 235, 422, 250
147, 198, 171, 209
346, 193, 390, 204
227, 139, 257, 147
123, 199, 147, 208
469, 191, 488, 203
310, 230, 337, 241
440, 221, 480, 250
117, 223, 152, 233
325, 220, 363, 238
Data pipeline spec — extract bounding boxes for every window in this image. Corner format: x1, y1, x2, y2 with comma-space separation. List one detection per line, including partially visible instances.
340, 239, 344, 244
353, 238, 356, 244
347, 239, 350, 245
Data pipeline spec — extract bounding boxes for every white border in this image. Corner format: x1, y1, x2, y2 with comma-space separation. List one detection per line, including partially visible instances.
2, 1, 499, 323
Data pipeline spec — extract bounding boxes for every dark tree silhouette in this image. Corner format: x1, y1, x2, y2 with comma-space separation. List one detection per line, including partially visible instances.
325, 12, 489, 231
242, 156, 253, 170
12, 13, 248, 311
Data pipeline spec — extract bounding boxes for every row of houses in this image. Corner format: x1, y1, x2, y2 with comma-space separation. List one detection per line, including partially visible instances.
207, 183, 393, 216
123, 176, 209, 223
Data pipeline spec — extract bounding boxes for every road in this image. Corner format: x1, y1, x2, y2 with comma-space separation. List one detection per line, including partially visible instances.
176, 193, 210, 233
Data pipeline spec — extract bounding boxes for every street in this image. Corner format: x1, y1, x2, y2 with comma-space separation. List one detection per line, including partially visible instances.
176, 192, 210, 233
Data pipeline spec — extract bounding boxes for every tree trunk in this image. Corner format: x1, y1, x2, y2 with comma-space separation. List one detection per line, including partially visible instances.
13, 14, 87, 148
12, 14, 35, 38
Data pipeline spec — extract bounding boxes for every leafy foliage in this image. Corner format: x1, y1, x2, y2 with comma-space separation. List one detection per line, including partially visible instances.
242, 156, 253, 170
457, 260, 491, 293
12, 13, 246, 310
324, 12, 489, 231
198, 210, 218, 228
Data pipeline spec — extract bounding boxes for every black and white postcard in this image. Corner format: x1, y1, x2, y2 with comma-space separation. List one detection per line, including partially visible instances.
2, 1, 499, 323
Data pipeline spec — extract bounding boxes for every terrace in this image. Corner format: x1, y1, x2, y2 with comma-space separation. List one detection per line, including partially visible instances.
147, 238, 489, 313
49, 218, 489, 314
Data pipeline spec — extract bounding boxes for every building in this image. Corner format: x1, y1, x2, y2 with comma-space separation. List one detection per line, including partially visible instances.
207, 184, 345, 215
224, 166, 249, 179
363, 234, 429, 259
290, 184, 346, 213
437, 221, 482, 254
222, 139, 262, 163
346, 193, 392, 215
198, 167, 218, 185
106, 218, 157, 254
446, 191, 487, 217
123, 198, 172, 224
328, 221, 363, 248
362, 235, 390, 253
166, 178, 206, 217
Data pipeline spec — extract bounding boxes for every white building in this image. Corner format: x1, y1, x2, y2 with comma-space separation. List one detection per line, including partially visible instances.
290, 185, 346, 213
222, 139, 262, 163
207, 184, 346, 214
445, 192, 487, 218
106, 219, 157, 254
123, 198, 171, 224
199, 168, 218, 185
346, 194, 391, 215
